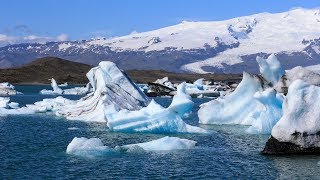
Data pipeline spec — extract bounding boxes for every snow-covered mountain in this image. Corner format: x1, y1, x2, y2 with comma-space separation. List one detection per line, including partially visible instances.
1, 8, 320, 73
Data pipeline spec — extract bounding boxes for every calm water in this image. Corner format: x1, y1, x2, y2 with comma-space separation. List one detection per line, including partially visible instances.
1, 86, 320, 179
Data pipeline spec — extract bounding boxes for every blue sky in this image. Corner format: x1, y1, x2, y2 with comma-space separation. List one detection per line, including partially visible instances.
0, 0, 319, 43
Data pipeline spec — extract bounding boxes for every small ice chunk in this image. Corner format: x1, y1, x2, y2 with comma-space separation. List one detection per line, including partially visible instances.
66, 137, 112, 157
119, 136, 197, 151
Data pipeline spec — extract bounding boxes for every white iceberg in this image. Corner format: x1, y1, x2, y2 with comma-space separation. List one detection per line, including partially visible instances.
0, 97, 35, 115
66, 136, 196, 157
0, 82, 21, 95
256, 54, 285, 86
198, 72, 264, 125
107, 83, 207, 133
185, 79, 220, 98
58, 82, 68, 87
275, 66, 320, 93
246, 88, 283, 134
272, 80, 320, 148
40, 78, 90, 95
66, 137, 112, 157
26, 96, 75, 113
154, 77, 175, 89
55, 61, 150, 122
118, 136, 196, 151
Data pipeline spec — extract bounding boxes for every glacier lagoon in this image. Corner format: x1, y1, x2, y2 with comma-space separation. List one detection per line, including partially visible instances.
1, 88, 320, 179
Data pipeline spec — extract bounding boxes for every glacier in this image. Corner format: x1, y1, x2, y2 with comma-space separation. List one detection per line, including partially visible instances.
107, 83, 207, 133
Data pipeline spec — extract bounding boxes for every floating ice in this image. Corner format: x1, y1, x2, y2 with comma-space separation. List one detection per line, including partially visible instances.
40, 78, 90, 95
58, 82, 68, 87
154, 77, 175, 89
26, 96, 75, 113
107, 83, 207, 133
256, 54, 285, 86
0, 82, 21, 95
118, 136, 197, 151
246, 88, 283, 134
272, 80, 320, 148
66, 137, 112, 157
56, 61, 150, 122
0, 97, 35, 115
275, 66, 320, 94
66, 136, 196, 157
198, 72, 264, 125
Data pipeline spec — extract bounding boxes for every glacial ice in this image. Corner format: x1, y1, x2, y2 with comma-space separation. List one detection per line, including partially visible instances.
107, 83, 207, 133
198, 72, 264, 125
275, 66, 320, 93
0, 97, 35, 115
55, 61, 150, 122
40, 78, 90, 95
66, 137, 112, 157
0, 82, 21, 95
271, 80, 320, 148
66, 136, 196, 157
118, 136, 197, 151
256, 54, 285, 86
246, 88, 283, 134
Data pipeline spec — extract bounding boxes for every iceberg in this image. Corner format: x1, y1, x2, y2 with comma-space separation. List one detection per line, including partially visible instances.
256, 54, 285, 86
117, 136, 196, 151
246, 88, 283, 134
0, 82, 21, 95
55, 61, 150, 122
107, 83, 207, 133
0, 97, 35, 115
275, 66, 320, 94
66, 136, 196, 157
40, 78, 90, 95
263, 80, 320, 154
272, 80, 320, 147
66, 137, 112, 157
198, 72, 264, 125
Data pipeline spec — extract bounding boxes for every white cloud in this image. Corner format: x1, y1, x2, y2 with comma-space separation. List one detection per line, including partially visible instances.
56, 33, 68, 41
0, 33, 69, 47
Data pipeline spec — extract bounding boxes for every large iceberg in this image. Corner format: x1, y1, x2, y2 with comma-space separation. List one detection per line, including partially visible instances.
272, 80, 320, 147
275, 66, 320, 94
198, 54, 286, 134
66, 136, 196, 157
198, 72, 264, 125
107, 83, 207, 133
55, 61, 150, 122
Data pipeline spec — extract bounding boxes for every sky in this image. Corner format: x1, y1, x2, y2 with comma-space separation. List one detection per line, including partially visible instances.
0, 0, 319, 46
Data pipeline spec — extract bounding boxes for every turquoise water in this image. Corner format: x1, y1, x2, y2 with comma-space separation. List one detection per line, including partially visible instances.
1, 87, 320, 179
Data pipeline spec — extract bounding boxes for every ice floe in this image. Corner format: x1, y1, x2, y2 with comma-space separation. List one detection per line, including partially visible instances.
66, 136, 196, 157
0, 82, 21, 95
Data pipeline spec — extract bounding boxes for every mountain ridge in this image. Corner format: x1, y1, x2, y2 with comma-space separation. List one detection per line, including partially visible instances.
0, 8, 320, 73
